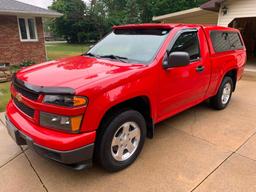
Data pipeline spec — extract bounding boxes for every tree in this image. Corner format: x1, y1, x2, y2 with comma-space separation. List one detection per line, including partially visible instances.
101, 0, 128, 26
124, 0, 141, 24
48, 0, 209, 43
152, 0, 208, 17
86, 0, 109, 39
49, 0, 87, 43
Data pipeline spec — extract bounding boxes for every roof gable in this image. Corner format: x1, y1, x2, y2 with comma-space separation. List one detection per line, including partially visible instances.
0, 0, 62, 17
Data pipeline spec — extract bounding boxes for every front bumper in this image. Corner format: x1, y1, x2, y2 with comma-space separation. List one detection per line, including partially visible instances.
6, 115, 95, 170
6, 100, 96, 151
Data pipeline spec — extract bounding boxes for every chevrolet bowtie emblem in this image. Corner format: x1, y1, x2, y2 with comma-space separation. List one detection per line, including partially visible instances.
16, 93, 22, 102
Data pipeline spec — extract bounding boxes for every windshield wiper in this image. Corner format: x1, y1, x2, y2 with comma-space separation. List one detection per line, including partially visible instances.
99, 55, 128, 63
83, 52, 98, 58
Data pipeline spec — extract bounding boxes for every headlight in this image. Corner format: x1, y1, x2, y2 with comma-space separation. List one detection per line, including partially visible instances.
43, 95, 88, 107
40, 112, 83, 133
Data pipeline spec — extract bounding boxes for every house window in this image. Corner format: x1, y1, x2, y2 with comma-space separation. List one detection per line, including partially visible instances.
18, 18, 38, 42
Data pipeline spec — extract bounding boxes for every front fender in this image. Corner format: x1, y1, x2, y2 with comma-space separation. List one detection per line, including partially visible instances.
80, 74, 157, 133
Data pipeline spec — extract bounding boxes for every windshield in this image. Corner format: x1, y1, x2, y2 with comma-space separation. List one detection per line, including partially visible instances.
87, 29, 170, 64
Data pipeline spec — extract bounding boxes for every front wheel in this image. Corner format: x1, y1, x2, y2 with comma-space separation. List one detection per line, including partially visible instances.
210, 76, 234, 110
95, 110, 146, 172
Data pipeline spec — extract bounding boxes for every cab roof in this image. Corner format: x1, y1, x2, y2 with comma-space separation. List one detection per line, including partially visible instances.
112, 23, 178, 30
113, 23, 239, 32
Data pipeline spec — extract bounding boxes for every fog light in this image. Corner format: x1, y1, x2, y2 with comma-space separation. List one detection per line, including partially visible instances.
40, 112, 82, 133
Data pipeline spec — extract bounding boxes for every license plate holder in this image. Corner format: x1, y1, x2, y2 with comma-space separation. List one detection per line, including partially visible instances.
6, 119, 17, 142
6, 117, 27, 145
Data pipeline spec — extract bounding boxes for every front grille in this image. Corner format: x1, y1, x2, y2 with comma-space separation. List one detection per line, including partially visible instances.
13, 81, 39, 101
13, 97, 35, 118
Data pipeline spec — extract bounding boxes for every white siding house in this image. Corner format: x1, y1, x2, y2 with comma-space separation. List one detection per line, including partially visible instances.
218, 0, 256, 26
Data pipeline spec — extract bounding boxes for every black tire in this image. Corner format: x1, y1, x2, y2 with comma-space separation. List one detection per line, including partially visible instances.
210, 76, 234, 110
95, 110, 146, 172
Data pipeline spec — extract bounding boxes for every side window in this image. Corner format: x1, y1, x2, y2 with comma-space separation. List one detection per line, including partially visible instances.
228, 32, 243, 50
210, 31, 243, 53
171, 32, 200, 61
210, 31, 230, 52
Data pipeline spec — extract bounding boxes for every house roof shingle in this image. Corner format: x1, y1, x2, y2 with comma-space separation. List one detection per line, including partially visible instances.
0, 0, 62, 17
200, 0, 224, 12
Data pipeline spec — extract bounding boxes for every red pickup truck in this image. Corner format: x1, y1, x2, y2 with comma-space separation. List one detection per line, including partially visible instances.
6, 24, 246, 171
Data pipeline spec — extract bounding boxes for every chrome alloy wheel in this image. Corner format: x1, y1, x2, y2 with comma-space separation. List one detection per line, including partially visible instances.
111, 122, 141, 161
221, 82, 232, 105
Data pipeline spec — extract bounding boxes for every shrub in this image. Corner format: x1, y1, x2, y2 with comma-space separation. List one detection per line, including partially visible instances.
9, 61, 36, 72
20, 60, 36, 67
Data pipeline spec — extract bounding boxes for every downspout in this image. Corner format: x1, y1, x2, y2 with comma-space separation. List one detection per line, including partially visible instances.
42, 18, 48, 61
217, 3, 222, 25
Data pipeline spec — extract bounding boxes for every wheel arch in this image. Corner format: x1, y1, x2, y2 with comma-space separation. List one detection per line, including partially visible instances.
223, 68, 237, 91
97, 96, 154, 139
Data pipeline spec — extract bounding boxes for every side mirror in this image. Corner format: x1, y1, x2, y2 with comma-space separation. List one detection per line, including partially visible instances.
163, 51, 190, 69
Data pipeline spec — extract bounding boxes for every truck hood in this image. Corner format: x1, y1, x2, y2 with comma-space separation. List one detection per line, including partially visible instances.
16, 56, 144, 91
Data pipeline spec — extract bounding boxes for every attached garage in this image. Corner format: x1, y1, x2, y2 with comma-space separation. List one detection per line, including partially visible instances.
152, 7, 218, 25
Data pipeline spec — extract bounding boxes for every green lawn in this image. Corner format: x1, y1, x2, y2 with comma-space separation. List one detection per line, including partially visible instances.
46, 43, 90, 60
0, 82, 11, 112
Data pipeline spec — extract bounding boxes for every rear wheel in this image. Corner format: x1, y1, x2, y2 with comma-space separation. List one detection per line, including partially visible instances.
210, 76, 234, 110
95, 110, 146, 172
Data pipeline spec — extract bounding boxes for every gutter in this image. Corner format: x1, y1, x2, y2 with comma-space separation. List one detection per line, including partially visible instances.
0, 10, 63, 18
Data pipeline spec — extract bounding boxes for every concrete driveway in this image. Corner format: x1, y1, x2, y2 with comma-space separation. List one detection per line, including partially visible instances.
0, 79, 256, 192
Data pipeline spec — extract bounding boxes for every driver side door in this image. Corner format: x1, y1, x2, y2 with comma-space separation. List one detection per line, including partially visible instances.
157, 28, 211, 120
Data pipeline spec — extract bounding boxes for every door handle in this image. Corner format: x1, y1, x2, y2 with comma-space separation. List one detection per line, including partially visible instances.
196, 65, 205, 72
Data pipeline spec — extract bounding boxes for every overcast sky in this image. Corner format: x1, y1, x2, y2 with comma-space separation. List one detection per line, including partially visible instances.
17, 0, 88, 9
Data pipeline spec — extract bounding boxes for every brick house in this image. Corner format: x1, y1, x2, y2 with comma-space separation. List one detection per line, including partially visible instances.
0, 0, 62, 66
